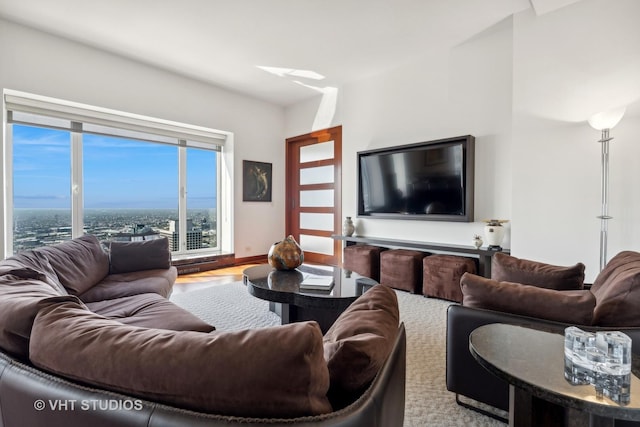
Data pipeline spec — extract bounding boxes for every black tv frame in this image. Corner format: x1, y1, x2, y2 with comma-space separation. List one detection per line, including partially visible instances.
356, 135, 475, 222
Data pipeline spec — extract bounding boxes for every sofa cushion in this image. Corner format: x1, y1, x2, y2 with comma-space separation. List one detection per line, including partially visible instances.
35, 234, 109, 295
6, 250, 68, 295
590, 251, 640, 326
461, 273, 595, 325
85, 293, 214, 333
0, 275, 82, 359
79, 268, 176, 303
491, 252, 585, 290
323, 284, 399, 406
107, 238, 172, 274
0, 262, 48, 282
30, 301, 332, 418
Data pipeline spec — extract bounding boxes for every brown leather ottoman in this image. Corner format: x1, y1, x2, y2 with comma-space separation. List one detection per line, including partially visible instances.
422, 254, 477, 302
380, 249, 426, 293
343, 244, 385, 281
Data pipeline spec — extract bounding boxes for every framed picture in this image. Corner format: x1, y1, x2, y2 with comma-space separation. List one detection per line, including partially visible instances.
243, 160, 272, 202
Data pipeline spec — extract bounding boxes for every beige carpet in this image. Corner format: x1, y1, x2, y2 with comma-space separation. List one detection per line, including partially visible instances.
171, 282, 507, 426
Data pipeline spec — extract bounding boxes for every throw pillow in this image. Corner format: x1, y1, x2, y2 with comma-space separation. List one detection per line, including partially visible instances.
30, 301, 332, 418
323, 284, 399, 407
108, 238, 172, 274
590, 251, 640, 326
491, 252, 585, 290
461, 273, 595, 325
35, 234, 110, 295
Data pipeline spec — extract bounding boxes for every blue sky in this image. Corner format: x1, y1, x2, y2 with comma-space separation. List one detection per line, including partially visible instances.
13, 125, 217, 209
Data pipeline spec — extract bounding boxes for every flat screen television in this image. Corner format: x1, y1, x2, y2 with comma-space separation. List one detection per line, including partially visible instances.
357, 135, 474, 222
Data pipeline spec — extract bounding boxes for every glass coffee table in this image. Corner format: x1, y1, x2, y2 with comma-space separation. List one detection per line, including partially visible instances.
243, 263, 377, 333
470, 323, 640, 426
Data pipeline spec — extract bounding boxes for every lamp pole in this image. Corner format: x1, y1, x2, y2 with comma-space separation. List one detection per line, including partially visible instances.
588, 106, 625, 272
598, 128, 613, 272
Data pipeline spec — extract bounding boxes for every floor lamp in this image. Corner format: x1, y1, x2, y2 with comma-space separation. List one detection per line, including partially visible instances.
587, 107, 626, 272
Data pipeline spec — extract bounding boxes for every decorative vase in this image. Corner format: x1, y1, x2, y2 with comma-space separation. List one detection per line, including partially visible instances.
342, 217, 355, 237
268, 235, 304, 270
472, 235, 483, 249
483, 219, 508, 250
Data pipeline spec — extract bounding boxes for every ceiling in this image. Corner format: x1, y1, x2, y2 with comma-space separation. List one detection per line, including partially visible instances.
0, 0, 577, 107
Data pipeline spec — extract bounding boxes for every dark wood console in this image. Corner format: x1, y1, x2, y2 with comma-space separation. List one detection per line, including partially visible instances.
332, 235, 509, 278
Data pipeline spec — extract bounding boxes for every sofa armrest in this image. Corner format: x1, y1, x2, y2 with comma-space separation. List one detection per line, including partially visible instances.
446, 304, 570, 411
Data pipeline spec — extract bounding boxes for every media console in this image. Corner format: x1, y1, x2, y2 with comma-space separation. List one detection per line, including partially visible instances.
332, 235, 509, 278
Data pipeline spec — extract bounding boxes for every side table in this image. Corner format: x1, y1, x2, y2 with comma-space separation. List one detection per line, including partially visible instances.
470, 324, 640, 427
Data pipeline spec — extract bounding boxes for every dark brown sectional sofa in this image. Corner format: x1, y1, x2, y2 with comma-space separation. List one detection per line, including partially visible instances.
447, 250, 640, 426
0, 235, 406, 427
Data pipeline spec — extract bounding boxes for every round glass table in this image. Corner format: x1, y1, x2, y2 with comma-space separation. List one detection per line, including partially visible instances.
243, 263, 377, 332
470, 323, 640, 426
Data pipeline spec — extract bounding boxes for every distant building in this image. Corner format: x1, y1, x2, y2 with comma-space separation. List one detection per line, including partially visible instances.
158, 219, 203, 251
110, 224, 162, 242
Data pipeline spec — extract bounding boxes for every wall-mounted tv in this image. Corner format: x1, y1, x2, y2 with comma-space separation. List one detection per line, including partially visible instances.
357, 135, 474, 222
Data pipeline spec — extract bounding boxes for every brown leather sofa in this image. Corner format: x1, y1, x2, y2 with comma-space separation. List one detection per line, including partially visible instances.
0, 325, 406, 427
446, 251, 640, 426
0, 235, 406, 427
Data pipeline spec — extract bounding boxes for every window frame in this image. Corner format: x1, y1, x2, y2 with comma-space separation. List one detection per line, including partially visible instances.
2, 89, 234, 259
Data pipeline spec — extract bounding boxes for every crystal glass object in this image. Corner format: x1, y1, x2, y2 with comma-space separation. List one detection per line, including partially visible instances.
595, 331, 632, 404
564, 327, 632, 405
564, 326, 596, 385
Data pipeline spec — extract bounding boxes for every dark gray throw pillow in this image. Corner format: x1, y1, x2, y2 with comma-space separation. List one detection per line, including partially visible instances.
108, 238, 171, 274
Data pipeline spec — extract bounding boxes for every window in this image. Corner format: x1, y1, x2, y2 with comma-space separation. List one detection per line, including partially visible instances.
3, 90, 233, 259
12, 125, 72, 249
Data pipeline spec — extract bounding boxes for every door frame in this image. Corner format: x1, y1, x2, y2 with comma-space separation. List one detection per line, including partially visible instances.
285, 126, 342, 266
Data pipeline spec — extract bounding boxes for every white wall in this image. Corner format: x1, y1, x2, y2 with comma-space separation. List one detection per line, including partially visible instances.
285, 0, 640, 282
286, 17, 514, 249
512, 0, 640, 282
0, 19, 286, 259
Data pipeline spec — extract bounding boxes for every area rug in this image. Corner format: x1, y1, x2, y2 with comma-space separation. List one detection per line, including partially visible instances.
171, 282, 280, 331
171, 282, 506, 426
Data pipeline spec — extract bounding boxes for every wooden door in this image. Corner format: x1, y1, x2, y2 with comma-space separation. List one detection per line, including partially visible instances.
285, 126, 342, 266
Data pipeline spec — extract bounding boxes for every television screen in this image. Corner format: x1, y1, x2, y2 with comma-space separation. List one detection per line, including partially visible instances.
357, 136, 474, 222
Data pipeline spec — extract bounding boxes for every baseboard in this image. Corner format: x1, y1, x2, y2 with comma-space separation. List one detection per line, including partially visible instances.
234, 254, 268, 265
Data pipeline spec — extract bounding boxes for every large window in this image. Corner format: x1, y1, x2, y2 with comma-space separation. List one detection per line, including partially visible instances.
3, 90, 233, 258
12, 125, 72, 249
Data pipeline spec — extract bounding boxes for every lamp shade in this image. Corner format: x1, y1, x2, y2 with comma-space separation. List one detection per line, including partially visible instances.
588, 107, 626, 130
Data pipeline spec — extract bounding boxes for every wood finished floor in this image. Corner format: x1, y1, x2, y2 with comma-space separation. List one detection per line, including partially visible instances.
173, 264, 258, 294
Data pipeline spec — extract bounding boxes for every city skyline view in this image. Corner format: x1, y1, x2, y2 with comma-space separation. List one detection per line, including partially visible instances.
13, 207, 217, 253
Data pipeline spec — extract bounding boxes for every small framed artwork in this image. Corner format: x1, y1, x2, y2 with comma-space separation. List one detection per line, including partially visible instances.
243, 160, 272, 202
